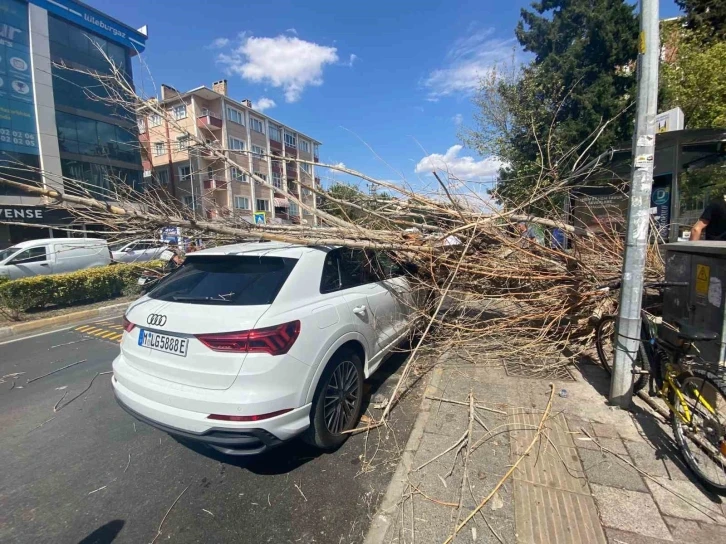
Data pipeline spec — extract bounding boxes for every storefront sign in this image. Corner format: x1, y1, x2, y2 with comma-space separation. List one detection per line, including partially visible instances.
0, 0, 38, 155
31, 0, 147, 51
0, 205, 71, 224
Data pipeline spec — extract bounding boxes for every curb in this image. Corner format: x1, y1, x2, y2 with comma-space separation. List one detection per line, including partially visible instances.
0, 301, 130, 341
364, 365, 445, 544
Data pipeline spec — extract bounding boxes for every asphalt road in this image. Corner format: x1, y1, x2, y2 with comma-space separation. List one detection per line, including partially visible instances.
0, 318, 421, 544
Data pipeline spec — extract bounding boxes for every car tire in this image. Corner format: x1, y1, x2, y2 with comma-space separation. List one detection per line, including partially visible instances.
303, 349, 364, 450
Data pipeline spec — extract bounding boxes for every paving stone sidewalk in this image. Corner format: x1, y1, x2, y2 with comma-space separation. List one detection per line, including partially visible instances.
367, 356, 726, 544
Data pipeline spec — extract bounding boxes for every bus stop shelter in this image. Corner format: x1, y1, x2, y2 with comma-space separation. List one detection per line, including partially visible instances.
568, 128, 726, 242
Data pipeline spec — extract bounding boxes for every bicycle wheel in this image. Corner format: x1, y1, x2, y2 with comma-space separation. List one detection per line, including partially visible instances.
595, 316, 648, 393
671, 368, 726, 494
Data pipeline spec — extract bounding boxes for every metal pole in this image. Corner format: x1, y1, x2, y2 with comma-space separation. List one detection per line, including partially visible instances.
610, 0, 660, 408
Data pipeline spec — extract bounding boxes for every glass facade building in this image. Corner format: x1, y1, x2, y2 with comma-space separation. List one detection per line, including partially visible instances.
0, 0, 147, 246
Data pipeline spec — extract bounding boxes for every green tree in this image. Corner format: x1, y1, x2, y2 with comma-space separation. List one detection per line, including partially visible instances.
660, 23, 726, 128
467, 0, 638, 208
674, 0, 726, 41
320, 183, 392, 225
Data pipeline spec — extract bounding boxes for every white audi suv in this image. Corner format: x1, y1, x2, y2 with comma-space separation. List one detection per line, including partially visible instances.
112, 242, 415, 455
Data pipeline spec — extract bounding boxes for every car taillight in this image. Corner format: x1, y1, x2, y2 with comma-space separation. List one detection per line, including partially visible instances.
196, 320, 300, 355
123, 316, 135, 332
207, 408, 293, 422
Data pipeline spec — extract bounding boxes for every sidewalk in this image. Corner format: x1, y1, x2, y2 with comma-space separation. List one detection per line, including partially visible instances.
366, 353, 726, 543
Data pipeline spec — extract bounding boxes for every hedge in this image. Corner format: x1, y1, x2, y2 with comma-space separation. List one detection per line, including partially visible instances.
0, 261, 164, 312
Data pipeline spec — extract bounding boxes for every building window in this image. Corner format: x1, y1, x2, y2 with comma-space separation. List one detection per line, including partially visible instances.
252, 145, 265, 157
55, 111, 139, 163
289, 201, 299, 216
234, 196, 250, 210
156, 169, 169, 185
177, 135, 191, 151
178, 165, 191, 181
231, 167, 247, 182
250, 117, 264, 134
226, 107, 245, 125
256, 199, 270, 212
153, 142, 165, 156
138, 118, 147, 133
284, 133, 297, 148
299, 139, 310, 153
149, 113, 162, 127
254, 172, 267, 182
314, 144, 319, 158
228, 137, 245, 151
143, 169, 152, 178
269, 124, 282, 142
182, 195, 194, 208
301, 162, 311, 174
172, 104, 187, 120
272, 171, 282, 189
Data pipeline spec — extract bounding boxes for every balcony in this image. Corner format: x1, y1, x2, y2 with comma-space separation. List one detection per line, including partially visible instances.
200, 141, 222, 157
270, 139, 282, 152
203, 177, 228, 191
197, 111, 223, 131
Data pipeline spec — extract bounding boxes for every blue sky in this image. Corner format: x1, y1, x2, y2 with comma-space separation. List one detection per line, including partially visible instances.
90, 0, 683, 195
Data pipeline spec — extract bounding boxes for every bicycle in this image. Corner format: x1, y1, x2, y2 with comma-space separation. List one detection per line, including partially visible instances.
595, 281, 726, 493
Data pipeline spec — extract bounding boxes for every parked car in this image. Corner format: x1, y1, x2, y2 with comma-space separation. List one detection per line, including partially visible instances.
111, 239, 168, 263
0, 238, 111, 280
113, 242, 415, 455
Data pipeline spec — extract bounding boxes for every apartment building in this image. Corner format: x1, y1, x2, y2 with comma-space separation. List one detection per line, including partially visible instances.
0, 0, 147, 247
138, 80, 321, 225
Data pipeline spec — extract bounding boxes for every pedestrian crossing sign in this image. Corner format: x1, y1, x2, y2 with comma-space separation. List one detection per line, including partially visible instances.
254, 212, 266, 225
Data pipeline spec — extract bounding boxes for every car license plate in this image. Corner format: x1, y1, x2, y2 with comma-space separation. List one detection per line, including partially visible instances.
138, 329, 188, 357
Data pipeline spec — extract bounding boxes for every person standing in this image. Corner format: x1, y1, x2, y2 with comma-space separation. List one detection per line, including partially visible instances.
690, 197, 726, 241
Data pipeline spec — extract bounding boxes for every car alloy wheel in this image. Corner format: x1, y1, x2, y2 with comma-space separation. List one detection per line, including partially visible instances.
323, 360, 360, 435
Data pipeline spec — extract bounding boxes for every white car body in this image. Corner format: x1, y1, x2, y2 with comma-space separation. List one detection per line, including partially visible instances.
113, 242, 415, 455
0, 238, 111, 280
111, 239, 168, 263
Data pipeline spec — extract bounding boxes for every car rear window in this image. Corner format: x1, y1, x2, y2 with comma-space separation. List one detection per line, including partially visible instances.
148, 255, 297, 305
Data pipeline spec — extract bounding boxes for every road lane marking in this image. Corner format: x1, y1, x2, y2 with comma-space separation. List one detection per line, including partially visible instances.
76, 325, 93, 332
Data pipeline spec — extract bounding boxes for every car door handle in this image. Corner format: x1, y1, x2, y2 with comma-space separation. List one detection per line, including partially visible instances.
353, 305, 367, 316
40, 263, 49, 267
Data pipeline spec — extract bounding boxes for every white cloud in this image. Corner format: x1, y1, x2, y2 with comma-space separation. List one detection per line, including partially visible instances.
217, 35, 338, 102
453, 113, 463, 125
414, 145, 504, 180
345, 53, 358, 67
332, 162, 346, 169
286, 28, 298, 35
252, 97, 276, 112
424, 28, 518, 98
206, 37, 230, 49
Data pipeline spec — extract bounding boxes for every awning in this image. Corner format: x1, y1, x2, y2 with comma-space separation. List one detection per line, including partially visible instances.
274, 197, 289, 208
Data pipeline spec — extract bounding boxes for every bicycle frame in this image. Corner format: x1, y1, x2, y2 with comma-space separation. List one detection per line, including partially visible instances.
658, 361, 718, 425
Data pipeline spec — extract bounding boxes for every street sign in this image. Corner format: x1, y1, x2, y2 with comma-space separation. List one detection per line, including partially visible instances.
655, 107, 684, 133
254, 212, 266, 225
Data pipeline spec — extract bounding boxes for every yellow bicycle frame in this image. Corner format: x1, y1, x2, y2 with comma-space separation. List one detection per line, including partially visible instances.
659, 364, 717, 425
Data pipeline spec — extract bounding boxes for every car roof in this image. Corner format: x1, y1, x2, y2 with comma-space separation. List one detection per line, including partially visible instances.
190, 241, 324, 259
11, 238, 106, 248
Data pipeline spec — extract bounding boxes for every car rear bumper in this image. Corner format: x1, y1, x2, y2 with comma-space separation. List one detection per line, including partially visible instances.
115, 393, 283, 455
112, 370, 312, 455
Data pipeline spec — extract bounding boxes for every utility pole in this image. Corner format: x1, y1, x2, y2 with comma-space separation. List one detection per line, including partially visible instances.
610, 0, 660, 408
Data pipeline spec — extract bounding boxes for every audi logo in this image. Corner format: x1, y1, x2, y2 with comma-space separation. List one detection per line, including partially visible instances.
147, 314, 167, 327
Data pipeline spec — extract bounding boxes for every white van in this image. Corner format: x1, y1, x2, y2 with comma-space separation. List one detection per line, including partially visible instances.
0, 238, 111, 280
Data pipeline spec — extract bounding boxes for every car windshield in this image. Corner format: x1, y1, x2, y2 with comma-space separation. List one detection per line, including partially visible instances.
109, 241, 129, 252
0, 246, 21, 263
147, 255, 297, 305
